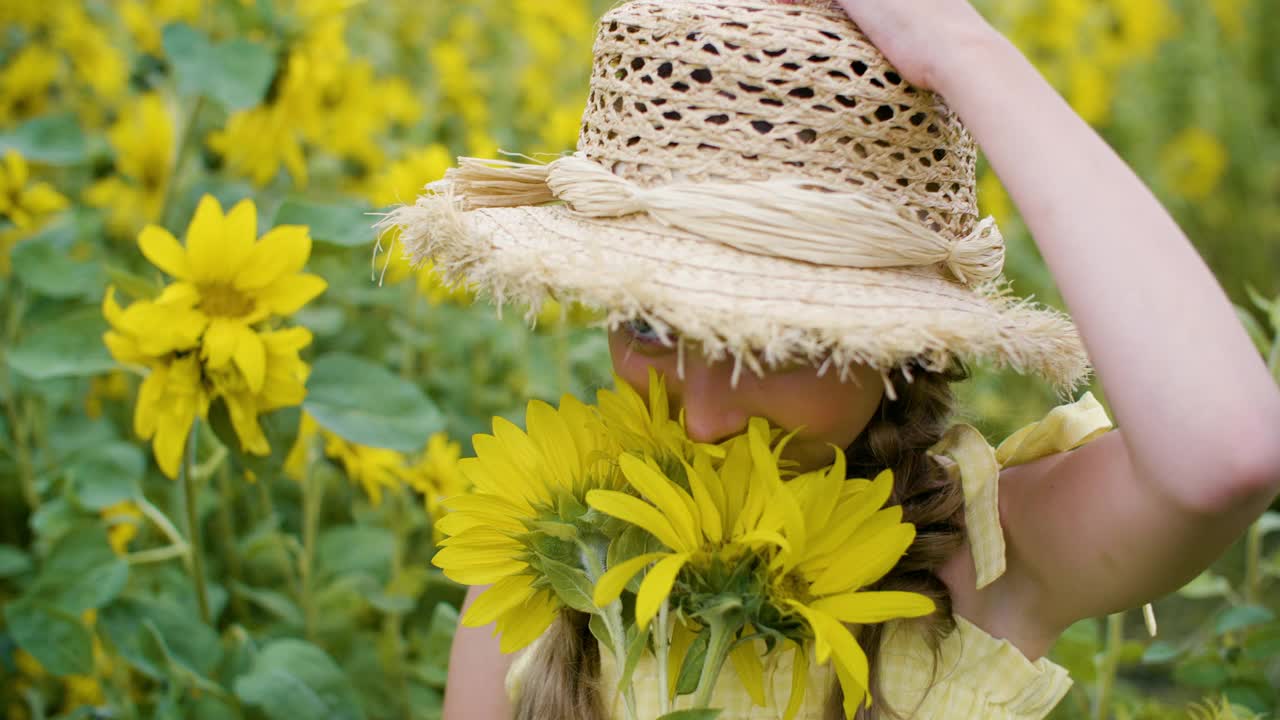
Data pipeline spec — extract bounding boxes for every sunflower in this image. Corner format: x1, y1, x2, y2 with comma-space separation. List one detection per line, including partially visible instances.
596, 367, 723, 473
431, 394, 621, 653
767, 456, 936, 717
588, 423, 789, 629
137, 195, 326, 392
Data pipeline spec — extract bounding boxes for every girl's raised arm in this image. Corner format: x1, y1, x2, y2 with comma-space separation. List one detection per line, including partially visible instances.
834, 0, 1280, 630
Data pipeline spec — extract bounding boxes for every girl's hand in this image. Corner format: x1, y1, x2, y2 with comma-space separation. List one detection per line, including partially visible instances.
788, 0, 998, 92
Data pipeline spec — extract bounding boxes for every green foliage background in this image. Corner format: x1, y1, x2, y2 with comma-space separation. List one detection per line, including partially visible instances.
0, 1, 1277, 719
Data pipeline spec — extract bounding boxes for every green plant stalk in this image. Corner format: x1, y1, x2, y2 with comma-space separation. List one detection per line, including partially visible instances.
655, 599, 672, 715
554, 317, 572, 395
581, 543, 639, 720
693, 616, 737, 709
255, 479, 302, 597
159, 95, 205, 230
182, 420, 212, 624
300, 459, 325, 642
0, 284, 37, 512
215, 462, 248, 621
1092, 612, 1124, 720
382, 489, 412, 720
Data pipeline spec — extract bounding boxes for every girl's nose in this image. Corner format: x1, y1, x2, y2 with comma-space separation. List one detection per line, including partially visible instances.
674, 356, 750, 444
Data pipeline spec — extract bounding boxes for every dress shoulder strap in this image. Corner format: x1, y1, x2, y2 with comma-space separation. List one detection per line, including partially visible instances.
928, 392, 1113, 589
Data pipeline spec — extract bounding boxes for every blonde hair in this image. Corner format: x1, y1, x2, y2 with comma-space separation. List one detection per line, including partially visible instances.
513, 362, 968, 720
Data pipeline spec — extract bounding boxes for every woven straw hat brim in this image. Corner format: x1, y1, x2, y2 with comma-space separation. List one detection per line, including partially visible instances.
392, 197, 1091, 391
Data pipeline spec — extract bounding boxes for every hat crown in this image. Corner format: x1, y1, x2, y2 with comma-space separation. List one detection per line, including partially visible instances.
578, 0, 980, 239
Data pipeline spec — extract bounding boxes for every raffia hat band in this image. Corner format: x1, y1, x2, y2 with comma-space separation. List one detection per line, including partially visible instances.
434, 154, 1007, 287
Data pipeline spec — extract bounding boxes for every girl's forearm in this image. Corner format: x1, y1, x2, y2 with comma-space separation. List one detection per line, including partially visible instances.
930, 30, 1280, 509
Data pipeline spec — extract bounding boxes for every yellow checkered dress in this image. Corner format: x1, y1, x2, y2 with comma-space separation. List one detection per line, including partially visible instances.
507, 394, 1114, 719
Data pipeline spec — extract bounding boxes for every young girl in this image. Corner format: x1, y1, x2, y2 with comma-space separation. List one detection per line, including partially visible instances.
389, 1, 1280, 717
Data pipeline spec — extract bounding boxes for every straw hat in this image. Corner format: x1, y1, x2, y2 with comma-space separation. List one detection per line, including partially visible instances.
381, 0, 1091, 391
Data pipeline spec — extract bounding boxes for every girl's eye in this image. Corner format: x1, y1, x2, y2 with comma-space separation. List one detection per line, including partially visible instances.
623, 317, 667, 346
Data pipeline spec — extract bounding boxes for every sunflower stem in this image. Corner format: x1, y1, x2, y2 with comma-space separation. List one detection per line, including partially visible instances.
215, 461, 248, 621
182, 420, 212, 624
1092, 612, 1124, 720
693, 617, 736, 709
581, 542, 640, 720
160, 95, 205, 230
300, 456, 325, 642
655, 600, 672, 715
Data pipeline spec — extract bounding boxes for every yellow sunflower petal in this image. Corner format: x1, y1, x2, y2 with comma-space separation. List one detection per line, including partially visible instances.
783, 641, 808, 720
808, 521, 914, 597
810, 591, 935, 624
462, 575, 537, 627
256, 273, 327, 316
138, 225, 190, 279
593, 552, 669, 608
586, 490, 686, 552
184, 195, 226, 283
433, 556, 529, 586
231, 323, 266, 393
526, 399, 581, 487
682, 458, 723, 544
202, 318, 239, 370
789, 602, 870, 706
618, 454, 699, 550
729, 638, 767, 707
635, 552, 689, 631
496, 590, 559, 654
223, 198, 257, 272
235, 224, 310, 290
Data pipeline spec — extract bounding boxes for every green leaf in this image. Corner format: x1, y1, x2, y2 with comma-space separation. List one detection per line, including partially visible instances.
66, 442, 144, 511
7, 308, 116, 380
305, 353, 445, 452
1235, 305, 1271, 356
234, 639, 366, 720
617, 623, 650, 700
231, 582, 304, 626
274, 198, 377, 248
26, 523, 128, 613
162, 24, 276, 110
5, 600, 94, 676
421, 602, 458, 687
10, 220, 105, 300
1214, 605, 1275, 636
209, 403, 300, 480
0, 113, 87, 165
675, 627, 710, 696
1177, 571, 1233, 600
0, 544, 32, 578
656, 711, 723, 720
1242, 623, 1280, 661
539, 557, 596, 613
1140, 640, 1183, 664
317, 525, 395, 584
1244, 284, 1280, 332
1255, 511, 1280, 537
100, 597, 223, 678
1174, 652, 1231, 689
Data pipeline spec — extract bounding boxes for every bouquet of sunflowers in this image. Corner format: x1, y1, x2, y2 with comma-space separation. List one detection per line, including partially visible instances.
432, 370, 934, 719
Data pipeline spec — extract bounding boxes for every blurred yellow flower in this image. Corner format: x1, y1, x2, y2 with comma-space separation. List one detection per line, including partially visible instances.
0, 150, 70, 230
117, 0, 201, 54
85, 370, 132, 419
133, 353, 210, 479
102, 500, 143, 555
50, 5, 128, 103
209, 103, 310, 188
209, 327, 314, 456
1066, 59, 1112, 126
136, 195, 326, 392
1211, 0, 1246, 38
366, 144, 451, 207
1160, 127, 1229, 200
324, 433, 407, 507
0, 44, 60, 125
977, 170, 1015, 228
0, 150, 69, 275
84, 93, 175, 238
404, 432, 468, 522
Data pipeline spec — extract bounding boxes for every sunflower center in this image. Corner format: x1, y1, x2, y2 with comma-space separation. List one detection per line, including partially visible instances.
200, 283, 255, 318
773, 571, 812, 605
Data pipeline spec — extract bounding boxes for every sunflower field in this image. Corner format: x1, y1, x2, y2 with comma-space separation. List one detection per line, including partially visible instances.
0, 1, 1277, 719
